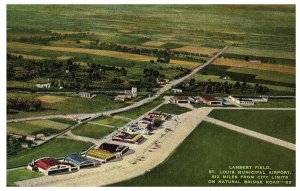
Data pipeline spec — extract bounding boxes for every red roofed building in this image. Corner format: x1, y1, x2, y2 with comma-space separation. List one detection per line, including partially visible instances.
28, 157, 76, 175
198, 96, 222, 106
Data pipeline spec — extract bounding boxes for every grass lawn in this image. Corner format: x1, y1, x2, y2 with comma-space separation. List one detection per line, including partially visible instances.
7, 93, 127, 120
155, 103, 191, 115
7, 122, 47, 136
116, 97, 164, 119
71, 123, 115, 139
92, 116, 130, 127
7, 167, 43, 186
7, 118, 75, 136
249, 98, 295, 108
209, 110, 295, 143
7, 138, 93, 168
113, 122, 295, 186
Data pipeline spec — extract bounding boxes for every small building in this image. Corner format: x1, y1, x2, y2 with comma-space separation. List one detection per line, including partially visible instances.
171, 89, 182, 94
115, 87, 137, 101
249, 60, 261, 64
114, 95, 129, 102
25, 135, 36, 142
28, 157, 76, 175
170, 96, 191, 104
198, 96, 222, 106
78, 92, 96, 99
137, 117, 154, 128
36, 134, 45, 140
124, 87, 138, 98
156, 78, 169, 85
98, 143, 129, 157
35, 83, 51, 89
228, 95, 268, 105
147, 111, 171, 121
86, 143, 129, 163
112, 131, 144, 144
85, 149, 115, 163
64, 153, 98, 169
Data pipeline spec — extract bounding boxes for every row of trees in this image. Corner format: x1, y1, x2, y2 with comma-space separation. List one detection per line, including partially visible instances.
7, 97, 42, 111
177, 78, 269, 95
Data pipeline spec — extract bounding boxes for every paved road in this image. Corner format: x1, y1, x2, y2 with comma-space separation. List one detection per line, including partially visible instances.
7, 45, 229, 123
204, 116, 295, 151
212, 107, 295, 110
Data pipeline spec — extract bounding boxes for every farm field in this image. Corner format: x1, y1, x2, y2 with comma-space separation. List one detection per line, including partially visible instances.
7, 138, 93, 168
113, 121, 295, 186
174, 45, 219, 55
7, 93, 127, 119
114, 97, 165, 119
92, 115, 130, 128
190, 73, 295, 95
7, 42, 202, 69
7, 167, 43, 186
197, 64, 295, 94
155, 103, 191, 115
213, 58, 295, 74
209, 110, 295, 143
71, 123, 115, 139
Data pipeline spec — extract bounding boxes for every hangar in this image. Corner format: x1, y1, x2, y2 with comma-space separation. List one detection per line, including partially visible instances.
64, 153, 98, 169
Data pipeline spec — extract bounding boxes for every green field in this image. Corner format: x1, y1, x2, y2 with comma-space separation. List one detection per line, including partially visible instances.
7, 138, 93, 168
7, 5, 295, 57
155, 103, 191, 115
250, 98, 295, 108
71, 123, 115, 139
113, 122, 295, 186
7, 118, 75, 136
7, 93, 127, 119
92, 115, 130, 127
7, 167, 43, 186
115, 97, 165, 119
209, 110, 295, 143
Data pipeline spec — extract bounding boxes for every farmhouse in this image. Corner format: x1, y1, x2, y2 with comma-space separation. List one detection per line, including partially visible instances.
228, 95, 268, 105
198, 95, 222, 106
27, 157, 76, 175
112, 131, 144, 144
64, 153, 98, 169
170, 96, 191, 104
78, 92, 96, 99
35, 83, 51, 89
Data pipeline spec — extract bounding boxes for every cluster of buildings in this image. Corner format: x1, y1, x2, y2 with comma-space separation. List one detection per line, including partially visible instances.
125, 111, 172, 135
170, 95, 222, 106
170, 95, 268, 106
228, 95, 268, 105
27, 142, 128, 175
114, 87, 138, 102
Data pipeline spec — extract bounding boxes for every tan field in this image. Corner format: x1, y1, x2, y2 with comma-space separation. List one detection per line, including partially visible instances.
142, 41, 166, 47
56, 56, 74, 60
8, 42, 202, 69
10, 53, 48, 60
37, 95, 69, 104
25, 119, 70, 130
174, 45, 219, 55
214, 58, 295, 74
